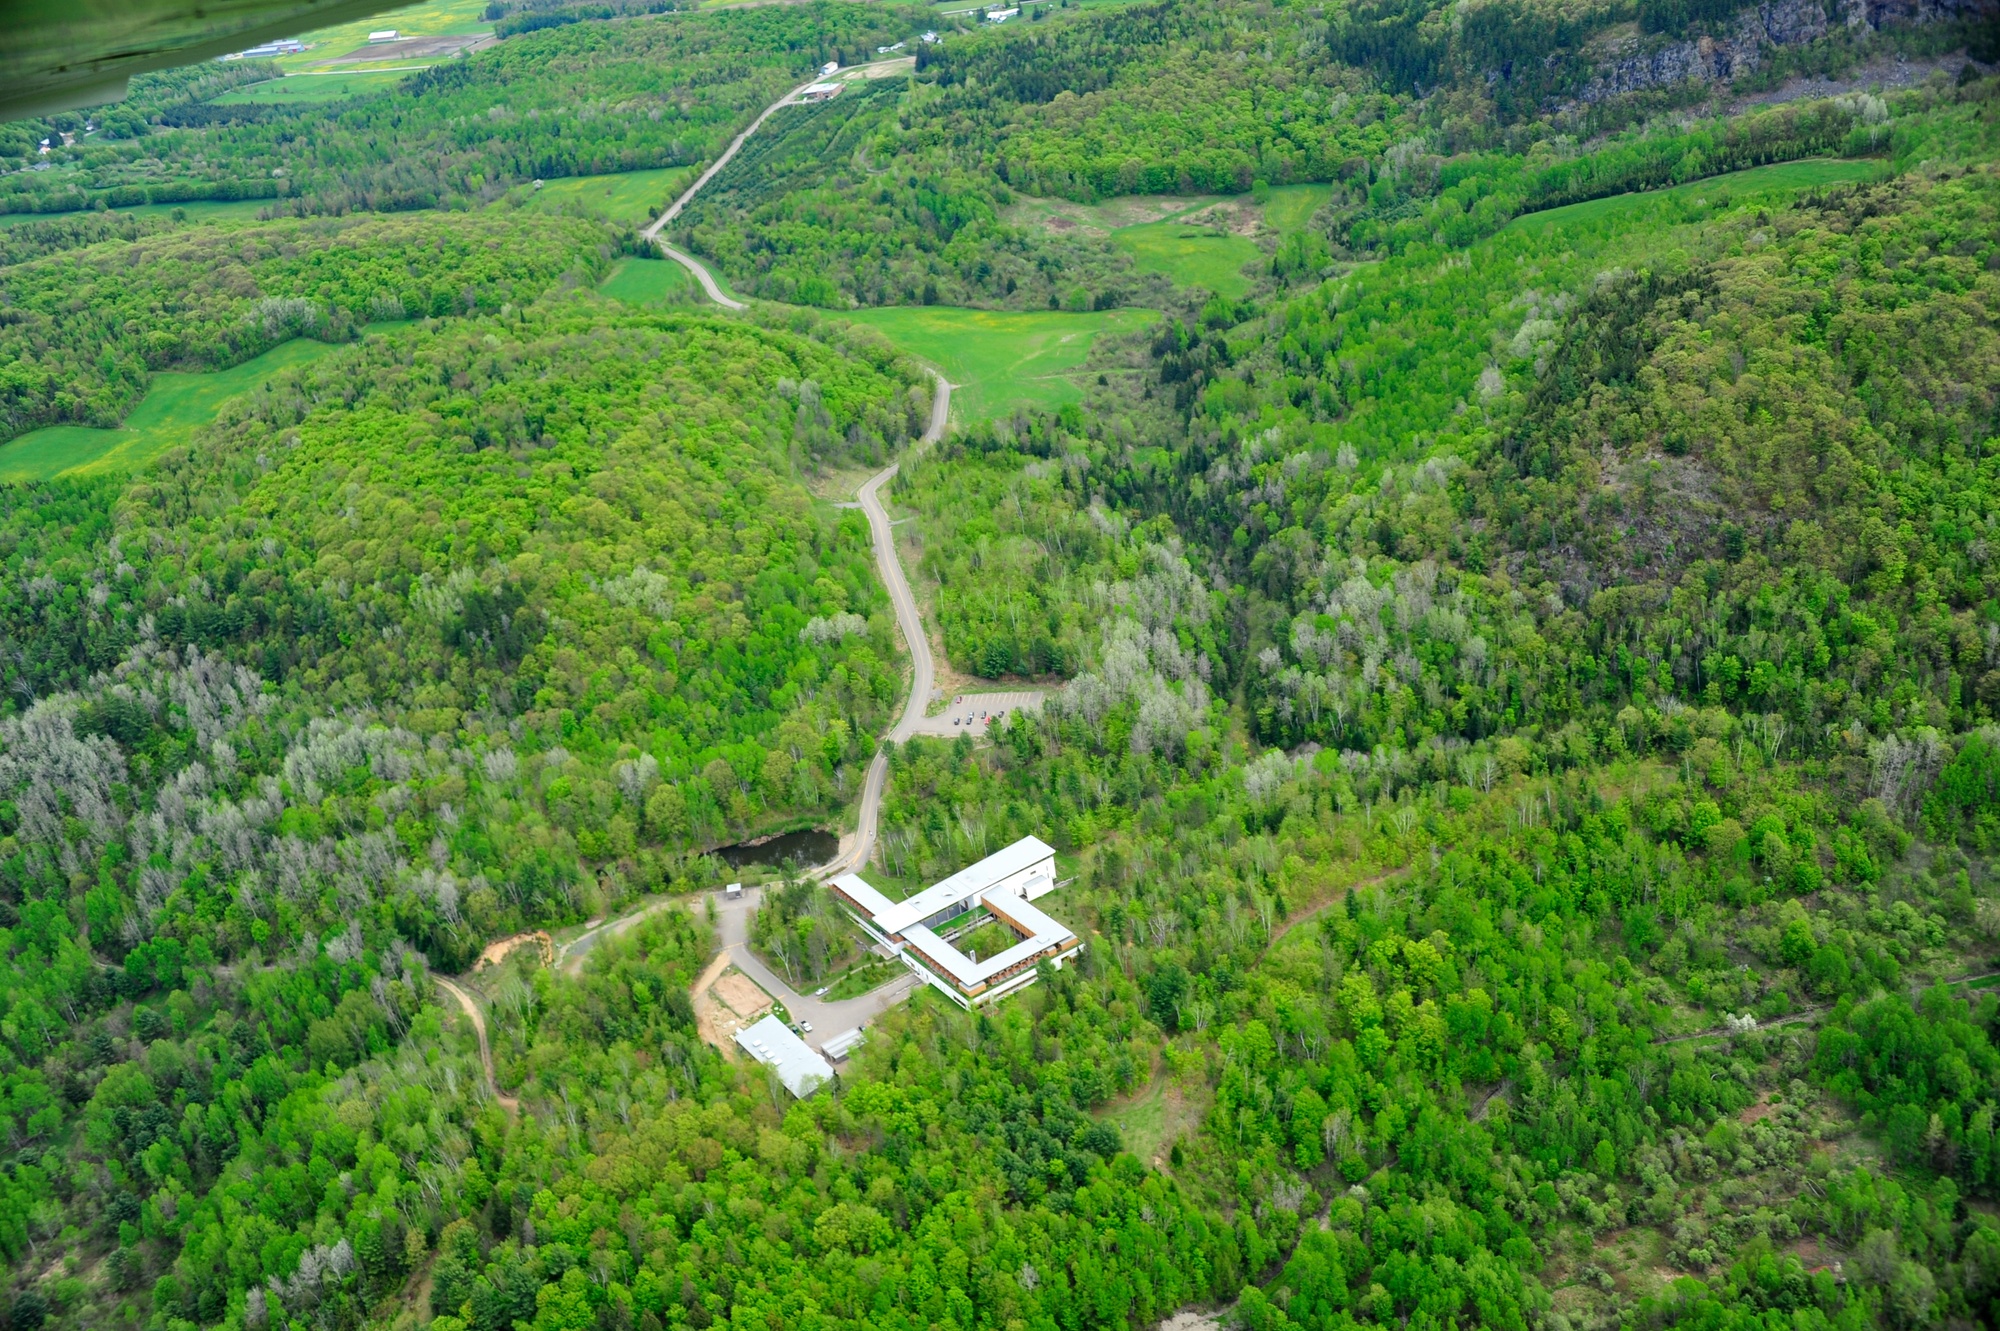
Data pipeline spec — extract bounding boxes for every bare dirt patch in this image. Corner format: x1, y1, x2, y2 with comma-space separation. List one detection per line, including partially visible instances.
714, 970, 773, 1020
476, 930, 551, 971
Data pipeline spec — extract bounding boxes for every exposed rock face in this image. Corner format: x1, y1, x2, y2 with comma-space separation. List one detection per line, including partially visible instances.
1575, 0, 1993, 102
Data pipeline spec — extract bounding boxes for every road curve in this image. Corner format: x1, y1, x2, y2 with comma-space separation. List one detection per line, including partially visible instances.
818, 370, 949, 878
434, 975, 519, 1112
641, 68, 836, 309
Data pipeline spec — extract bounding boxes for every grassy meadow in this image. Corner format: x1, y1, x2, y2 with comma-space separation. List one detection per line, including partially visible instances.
0, 339, 345, 482
838, 306, 1156, 422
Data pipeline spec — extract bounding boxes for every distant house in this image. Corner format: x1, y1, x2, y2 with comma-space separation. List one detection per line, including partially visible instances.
367, 30, 400, 43
820, 61, 839, 76
876, 41, 906, 53
920, 31, 940, 43
986, 8, 1019, 21
239, 38, 305, 57
734, 1015, 835, 1097
799, 82, 843, 102
830, 836, 1080, 1008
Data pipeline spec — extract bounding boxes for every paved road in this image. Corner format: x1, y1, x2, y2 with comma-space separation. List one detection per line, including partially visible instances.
641, 66, 848, 308
712, 883, 922, 1051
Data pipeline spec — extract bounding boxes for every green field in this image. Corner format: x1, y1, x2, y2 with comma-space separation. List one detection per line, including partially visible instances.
210, 71, 415, 104
522, 167, 697, 227
1261, 183, 1332, 235
0, 196, 277, 229
0, 339, 344, 482
1505, 157, 1883, 234
271, 0, 494, 70
1112, 220, 1262, 298
599, 256, 693, 306
839, 306, 1157, 422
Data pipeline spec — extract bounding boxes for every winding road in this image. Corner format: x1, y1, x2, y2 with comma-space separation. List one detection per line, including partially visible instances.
640, 66, 845, 309
438, 75, 953, 1089
434, 976, 519, 1113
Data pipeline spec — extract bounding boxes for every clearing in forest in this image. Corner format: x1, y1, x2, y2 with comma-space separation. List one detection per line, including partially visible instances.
599, 254, 694, 306
0, 337, 344, 482
839, 306, 1155, 422
521, 166, 699, 228
1503, 157, 1881, 235
208, 71, 414, 104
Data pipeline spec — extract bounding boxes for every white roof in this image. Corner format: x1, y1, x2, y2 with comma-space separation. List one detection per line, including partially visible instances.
903, 890, 1074, 988
830, 872, 897, 919
734, 1015, 834, 1097
872, 836, 1055, 936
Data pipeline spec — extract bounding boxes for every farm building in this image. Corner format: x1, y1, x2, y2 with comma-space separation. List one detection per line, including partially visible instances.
799, 82, 843, 102
830, 836, 1080, 1008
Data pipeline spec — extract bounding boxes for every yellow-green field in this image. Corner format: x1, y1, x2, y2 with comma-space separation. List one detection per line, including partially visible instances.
599, 256, 692, 306
1261, 182, 1332, 235
210, 71, 415, 104
521, 167, 697, 227
1504, 157, 1882, 235
270, 0, 494, 71
0, 339, 343, 482
1112, 221, 1262, 298
838, 306, 1157, 422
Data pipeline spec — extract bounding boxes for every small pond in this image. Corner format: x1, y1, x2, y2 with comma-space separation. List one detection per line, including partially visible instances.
717, 828, 838, 871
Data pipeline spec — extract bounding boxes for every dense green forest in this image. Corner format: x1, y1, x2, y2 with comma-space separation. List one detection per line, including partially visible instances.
0, 0, 1999, 1328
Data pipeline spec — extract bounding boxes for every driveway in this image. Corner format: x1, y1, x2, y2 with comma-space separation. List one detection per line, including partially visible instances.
709, 883, 921, 1053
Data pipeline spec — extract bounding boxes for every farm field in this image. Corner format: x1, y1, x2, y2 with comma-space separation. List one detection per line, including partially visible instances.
838, 306, 1156, 422
0, 338, 343, 482
267, 0, 495, 71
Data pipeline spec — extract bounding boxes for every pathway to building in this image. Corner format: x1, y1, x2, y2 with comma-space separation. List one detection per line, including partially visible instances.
702, 882, 922, 1054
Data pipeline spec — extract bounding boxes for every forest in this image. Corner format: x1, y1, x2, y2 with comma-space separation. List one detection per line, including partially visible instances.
0, 0, 1999, 1328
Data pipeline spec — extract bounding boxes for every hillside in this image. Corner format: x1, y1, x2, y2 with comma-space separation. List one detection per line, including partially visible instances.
0, 1, 1997, 1330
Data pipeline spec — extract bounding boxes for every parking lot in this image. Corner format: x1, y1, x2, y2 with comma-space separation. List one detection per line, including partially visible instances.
909, 690, 1048, 737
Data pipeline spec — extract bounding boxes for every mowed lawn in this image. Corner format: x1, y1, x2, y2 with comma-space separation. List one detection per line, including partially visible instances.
839, 307, 1157, 422
1504, 157, 1882, 234
0, 338, 344, 482
598, 255, 692, 306
1112, 221, 1262, 298
522, 167, 696, 227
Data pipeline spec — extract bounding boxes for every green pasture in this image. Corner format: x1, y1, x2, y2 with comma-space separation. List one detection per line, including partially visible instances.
839, 306, 1157, 422
1504, 157, 1882, 234
1260, 183, 1331, 235
210, 71, 413, 104
0, 197, 275, 229
1112, 220, 1262, 298
0, 339, 342, 482
599, 256, 692, 306
522, 166, 696, 227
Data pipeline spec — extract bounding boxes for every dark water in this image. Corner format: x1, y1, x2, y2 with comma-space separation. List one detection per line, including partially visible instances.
717, 828, 838, 871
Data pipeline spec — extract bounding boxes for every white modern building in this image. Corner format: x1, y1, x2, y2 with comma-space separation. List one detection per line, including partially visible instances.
830, 836, 1080, 1008
367, 30, 400, 43
734, 1014, 835, 1097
